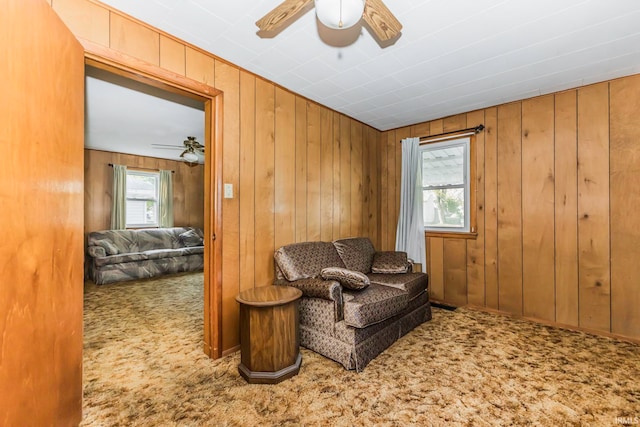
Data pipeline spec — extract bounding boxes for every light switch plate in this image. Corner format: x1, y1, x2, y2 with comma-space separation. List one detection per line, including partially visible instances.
224, 183, 233, 199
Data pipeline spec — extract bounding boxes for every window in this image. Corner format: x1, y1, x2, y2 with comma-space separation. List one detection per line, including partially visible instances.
421, 137, 471, 233
125, 171, 159, 228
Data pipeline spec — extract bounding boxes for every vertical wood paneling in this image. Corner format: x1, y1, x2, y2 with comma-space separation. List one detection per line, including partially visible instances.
521, 95, 555, 321
379, 131, 389, 248
362, 126, 377, 246
351, 122, 363, 237
320, 107, 333, 241
577, 83, 611, 331
109, 14, 159, 66
186, 47, 215, 86
443, 114, 466, 132
466, 110, 486, 306
385, 131, 397, 249
332, 112, 342, 240
52, 0, 110, 46
307, 102, 322, 241
215, 60, 240, 351
340, 116, 352, 238
295, 97, 308, 243
497, 102, 523, 315
160, 35, 185, 76
444, 238, 467, 306
429, 237, 444, 301
274, 88, 296, 250
84, 150, 204, 235
610, 74, 640, 338
238, 71, 256, 292
484, 108, 499, 309
385, 75, 640, 340
254, 79, 275, 286
554, 90, 579, 326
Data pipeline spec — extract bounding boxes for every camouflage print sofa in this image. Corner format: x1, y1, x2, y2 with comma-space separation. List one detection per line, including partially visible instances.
274, 237, 431, 372
87, 227, 204, 285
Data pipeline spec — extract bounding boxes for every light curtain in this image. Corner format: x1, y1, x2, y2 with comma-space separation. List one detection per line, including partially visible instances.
110, 164, 127, 230
395, 137, 426, 269
158, 169, 174, 227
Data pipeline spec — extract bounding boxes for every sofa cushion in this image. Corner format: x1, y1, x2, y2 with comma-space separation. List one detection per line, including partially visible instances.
143, 248, 189, 260
342, 284, 408, 328
94, 252, 148, 267
321, 267, 370, 290
179, 229, 204, 247
333, 237, 376, 273
371, 251, 410, 274
367, 272, 427, 300
274, 241, 345, 281
137, 228, 179, 251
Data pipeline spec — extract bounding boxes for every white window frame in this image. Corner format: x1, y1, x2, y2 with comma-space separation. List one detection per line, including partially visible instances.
125, 170, 160, 228
421, 136, 471, 233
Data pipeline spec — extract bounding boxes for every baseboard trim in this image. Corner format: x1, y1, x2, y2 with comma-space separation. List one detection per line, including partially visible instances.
222, 345, 240, 357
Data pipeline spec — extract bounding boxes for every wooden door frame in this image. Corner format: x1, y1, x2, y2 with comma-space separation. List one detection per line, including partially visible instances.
81, 39, 224, 358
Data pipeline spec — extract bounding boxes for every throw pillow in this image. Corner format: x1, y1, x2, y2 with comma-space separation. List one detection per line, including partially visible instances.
333, 238, 376, 273
179, 229, 204, 247
371, 251, 409, 274
321, 267, 370, 290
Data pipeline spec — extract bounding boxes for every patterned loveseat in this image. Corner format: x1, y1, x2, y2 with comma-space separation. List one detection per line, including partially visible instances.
87, 227, 204, 285
274, 237, 431, 371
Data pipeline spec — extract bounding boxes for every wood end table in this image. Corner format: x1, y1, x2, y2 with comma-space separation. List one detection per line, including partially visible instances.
236, 285, 303, 384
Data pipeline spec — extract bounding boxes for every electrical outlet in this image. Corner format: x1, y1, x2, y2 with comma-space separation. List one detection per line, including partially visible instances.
224, 183, 233, 199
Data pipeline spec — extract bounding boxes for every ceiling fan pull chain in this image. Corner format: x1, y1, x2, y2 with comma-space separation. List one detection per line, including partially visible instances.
339, 0, 343, 28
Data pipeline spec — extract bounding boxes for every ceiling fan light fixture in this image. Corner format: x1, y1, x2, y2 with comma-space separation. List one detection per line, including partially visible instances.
315, 0, 365, 30
182, 150, 199, 163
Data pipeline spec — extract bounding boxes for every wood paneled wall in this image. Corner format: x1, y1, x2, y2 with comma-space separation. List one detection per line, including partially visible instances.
84, 149, 205, 235
54, 0, 380, 353
381, 74, 640, 341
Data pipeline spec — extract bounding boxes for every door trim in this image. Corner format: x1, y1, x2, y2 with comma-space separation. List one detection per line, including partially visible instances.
82, 39, 223, 358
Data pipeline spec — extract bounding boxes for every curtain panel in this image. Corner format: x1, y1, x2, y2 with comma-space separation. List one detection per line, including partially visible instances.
395, 137, 426, 269
158, 169, 174, 228
110, 164, 127, 230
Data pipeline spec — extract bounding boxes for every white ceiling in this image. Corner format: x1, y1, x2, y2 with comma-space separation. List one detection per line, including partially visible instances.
85, 66, 205, 161
96, 0, 640, 131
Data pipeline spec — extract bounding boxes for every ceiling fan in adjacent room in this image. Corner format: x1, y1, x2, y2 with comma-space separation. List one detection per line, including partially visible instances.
152, 136, 204, 163
256, 0, 402, 42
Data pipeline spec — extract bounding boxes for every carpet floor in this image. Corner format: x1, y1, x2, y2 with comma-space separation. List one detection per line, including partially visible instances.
82, 273, 640, 426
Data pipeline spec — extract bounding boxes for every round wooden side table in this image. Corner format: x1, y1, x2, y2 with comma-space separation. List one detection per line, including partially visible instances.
236, 285, 303, 384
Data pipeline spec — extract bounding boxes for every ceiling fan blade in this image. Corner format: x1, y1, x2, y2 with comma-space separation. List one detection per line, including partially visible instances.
363, 0, 402, 42
151, 144, 183, 150
256, 0, 313, 33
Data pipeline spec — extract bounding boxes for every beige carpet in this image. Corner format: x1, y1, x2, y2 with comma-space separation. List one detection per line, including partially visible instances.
82, 273, 640, 426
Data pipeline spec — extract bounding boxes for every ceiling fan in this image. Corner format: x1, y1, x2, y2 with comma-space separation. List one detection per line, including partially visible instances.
256, 0, 402, 42
152, 136, 204, 163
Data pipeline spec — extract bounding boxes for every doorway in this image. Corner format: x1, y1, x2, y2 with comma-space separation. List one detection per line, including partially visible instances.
83, 48, 223, 358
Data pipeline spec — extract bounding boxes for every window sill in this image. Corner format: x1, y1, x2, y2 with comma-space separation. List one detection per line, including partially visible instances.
425, 231, 478, 240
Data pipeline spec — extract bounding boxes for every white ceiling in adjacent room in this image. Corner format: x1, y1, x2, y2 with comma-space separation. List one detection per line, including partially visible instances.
85, 67, 205, 161
97, 0, 640, 131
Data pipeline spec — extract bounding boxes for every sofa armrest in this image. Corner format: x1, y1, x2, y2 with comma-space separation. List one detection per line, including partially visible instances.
87, 246, 106, 258
274, 277, 344, 321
